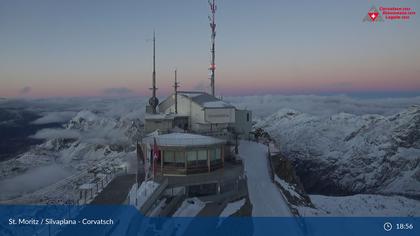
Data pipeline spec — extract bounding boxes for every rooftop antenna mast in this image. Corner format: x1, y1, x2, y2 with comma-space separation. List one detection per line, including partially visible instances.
173, 69, 180, 114
149, 31, 159, 113
208, 0, 217, 97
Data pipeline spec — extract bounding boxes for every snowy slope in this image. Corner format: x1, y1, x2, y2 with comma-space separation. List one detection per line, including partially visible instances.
239, 141, 306, 236
219, 199, 246, 217
299, 194, 420, 216
0, 109, 144, 203
173, 198, 205, 217
257, 106, 420, 197
239, 141, 291, 216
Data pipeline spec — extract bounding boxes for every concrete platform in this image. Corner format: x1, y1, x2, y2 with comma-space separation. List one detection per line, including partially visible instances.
90, 174, 136, 205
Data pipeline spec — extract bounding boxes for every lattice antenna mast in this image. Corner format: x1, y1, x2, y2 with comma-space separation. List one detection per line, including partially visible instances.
149, 31, 159, 113
208, 0, 217, 96
173, 69, 180, 114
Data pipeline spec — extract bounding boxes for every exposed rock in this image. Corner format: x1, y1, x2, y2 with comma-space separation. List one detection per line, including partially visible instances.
258, 106, 420, 197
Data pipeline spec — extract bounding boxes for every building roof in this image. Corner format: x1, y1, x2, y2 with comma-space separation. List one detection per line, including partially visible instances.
145, 113, 188, 120
178, 91, 234, 109
142, 132, 226, 147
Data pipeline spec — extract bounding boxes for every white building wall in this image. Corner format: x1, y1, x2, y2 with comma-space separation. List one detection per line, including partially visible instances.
234, 109, 252, 136
144, 119, 173, 133
159, 95, 236, 132
190, 101, 205, 124
204, 108, 235, 123
162, 96, 206, 126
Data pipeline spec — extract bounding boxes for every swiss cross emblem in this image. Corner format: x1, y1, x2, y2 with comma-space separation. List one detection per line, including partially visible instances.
363, 6, 383, 22
369, 12, 379, 21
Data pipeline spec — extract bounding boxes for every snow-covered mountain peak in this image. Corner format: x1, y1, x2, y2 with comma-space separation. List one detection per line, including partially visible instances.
258, 106, 420, 197
391, 106, 420, 149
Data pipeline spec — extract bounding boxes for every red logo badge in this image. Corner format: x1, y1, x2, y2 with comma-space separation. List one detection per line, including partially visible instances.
363, 6, 384, 22
369, 12, 379, 21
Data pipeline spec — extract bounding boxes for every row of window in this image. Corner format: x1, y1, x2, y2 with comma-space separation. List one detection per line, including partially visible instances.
163, 148, 222, 167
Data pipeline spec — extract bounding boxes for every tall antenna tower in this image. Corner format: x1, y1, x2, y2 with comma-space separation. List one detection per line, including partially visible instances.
149, 31, 159, 113
173, 69, 180, 114
208, 0, 217, 97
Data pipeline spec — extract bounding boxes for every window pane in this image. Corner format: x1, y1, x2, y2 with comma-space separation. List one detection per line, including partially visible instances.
187, 151, 197, 162
210, 149, 216, 161
197, 150, 207, 161
175, 151, 184, 163
164, 150, 174, 162
215, 147, 221, 160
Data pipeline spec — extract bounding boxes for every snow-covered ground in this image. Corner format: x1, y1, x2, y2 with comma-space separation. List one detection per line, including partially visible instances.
274, 175, 302, 200
1, 95, 419, 217
128, 181, 160, 210
0, 164, 72, 200
173, 198, 205, 217
219, 198, 246, 217
239, 140, 291, 216
0, 101, 144, 204
298, 194, 420, 216
257, 106, 420, 197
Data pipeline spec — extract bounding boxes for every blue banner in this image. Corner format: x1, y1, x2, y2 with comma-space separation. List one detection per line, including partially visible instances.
0, 205, 418, 236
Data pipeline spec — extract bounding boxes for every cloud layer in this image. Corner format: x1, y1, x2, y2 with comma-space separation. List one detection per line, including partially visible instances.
226, 95, 420, 118
31, 111, 77, 125
19, 86, 31, 95
31, 128, 80, 140
103, 87, 135, 96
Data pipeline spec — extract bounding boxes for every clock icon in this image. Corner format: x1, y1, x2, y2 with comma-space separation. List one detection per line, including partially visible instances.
384, 222, 393, 231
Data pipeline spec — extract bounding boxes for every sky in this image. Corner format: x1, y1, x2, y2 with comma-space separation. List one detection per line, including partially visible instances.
0, 0, 419, 98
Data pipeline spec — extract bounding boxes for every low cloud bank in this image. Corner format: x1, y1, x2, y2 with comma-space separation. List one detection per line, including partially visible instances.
31, 111, 77, 125
31, 128, 80, 140
226, 95, 420, 118
0, 164, 71, 200
103, 87, 135, 96
19, 86, 31, 95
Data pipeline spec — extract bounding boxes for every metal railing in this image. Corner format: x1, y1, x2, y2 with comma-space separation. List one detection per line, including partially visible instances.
77, 166, 128, 205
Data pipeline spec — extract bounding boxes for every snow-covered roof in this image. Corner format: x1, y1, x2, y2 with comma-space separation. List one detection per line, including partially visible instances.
145, 113, 187, 120
178, 91, 234, 109
202, 101, 232, 108
142, 132, 226, 147
178, 91, 205, 98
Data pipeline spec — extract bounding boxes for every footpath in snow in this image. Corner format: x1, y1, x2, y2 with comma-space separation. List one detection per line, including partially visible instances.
239, 140, 292, 216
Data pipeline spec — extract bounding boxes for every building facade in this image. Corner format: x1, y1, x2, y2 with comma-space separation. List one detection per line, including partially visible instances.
141, 133, 226, 176
144, 91, 252, 136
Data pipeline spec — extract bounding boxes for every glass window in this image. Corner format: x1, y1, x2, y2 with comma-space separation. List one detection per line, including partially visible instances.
164, 150, 174, 163
187, 151, 197, 162
209, 149, 217, 161
175, 151, 184, 163
197, 150, 207, 161
197, 149, 207, 166
215, 147, 221, 160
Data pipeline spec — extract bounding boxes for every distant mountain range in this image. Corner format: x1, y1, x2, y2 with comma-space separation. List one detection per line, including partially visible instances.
257, 105, 420, 198
1, 96, 419, 211
0, 109, 142, 202
0, 108, 60, 161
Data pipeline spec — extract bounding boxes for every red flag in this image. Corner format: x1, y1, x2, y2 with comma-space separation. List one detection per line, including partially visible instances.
153, 138, 159, 160
152, 138, 160, 177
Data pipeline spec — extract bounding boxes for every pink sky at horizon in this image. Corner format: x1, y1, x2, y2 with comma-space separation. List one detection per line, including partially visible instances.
2, 71, 420, 98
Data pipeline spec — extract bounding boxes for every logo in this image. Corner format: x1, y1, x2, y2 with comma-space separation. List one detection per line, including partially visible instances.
364, 5, 416, 22
363, 6, 384, 22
